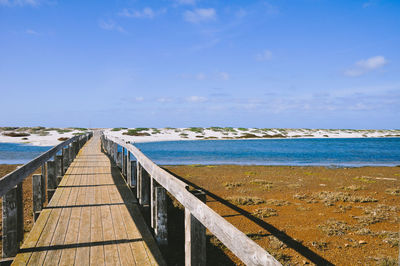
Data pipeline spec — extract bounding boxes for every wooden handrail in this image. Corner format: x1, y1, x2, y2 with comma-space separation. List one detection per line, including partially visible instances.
103, 133, 281, 266
0, 132, 92, 197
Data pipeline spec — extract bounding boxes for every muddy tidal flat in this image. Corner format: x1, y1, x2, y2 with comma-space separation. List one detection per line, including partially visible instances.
164, 165, 400, 265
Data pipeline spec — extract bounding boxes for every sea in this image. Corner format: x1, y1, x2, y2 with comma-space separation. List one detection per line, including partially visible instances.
0, 143, 52, 164
134, 138, 400, 167
1, 138, 400, 167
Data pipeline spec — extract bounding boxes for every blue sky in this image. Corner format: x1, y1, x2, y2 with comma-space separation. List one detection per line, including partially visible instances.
1, 0, 399, 129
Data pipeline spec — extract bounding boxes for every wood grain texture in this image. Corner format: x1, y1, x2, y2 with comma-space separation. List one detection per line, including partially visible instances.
12, 132, 164, 266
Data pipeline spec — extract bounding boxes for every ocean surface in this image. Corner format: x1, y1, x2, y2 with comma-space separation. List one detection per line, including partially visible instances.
1, 138, 400, 167
0, 143, 52, 164
134, 138, 400, 167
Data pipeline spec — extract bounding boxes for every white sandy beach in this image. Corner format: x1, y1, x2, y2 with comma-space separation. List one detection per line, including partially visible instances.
1, 127, 399, 147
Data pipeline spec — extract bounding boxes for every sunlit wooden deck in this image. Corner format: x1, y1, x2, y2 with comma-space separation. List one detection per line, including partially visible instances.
12, 134, 164, 265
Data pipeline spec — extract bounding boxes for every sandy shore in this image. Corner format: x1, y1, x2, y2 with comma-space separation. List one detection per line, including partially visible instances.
105, 127, 400, 144
2, 127, 399, 147
0, 127, 90, 146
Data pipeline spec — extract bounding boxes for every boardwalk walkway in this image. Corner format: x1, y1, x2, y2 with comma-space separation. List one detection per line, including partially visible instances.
13, 134, 164, 265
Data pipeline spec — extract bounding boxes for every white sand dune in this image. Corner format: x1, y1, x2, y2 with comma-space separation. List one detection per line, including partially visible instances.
1, 127, 399, 146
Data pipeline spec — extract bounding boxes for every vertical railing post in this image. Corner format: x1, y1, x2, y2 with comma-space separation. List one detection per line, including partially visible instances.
113, 143, 117, 164
55, 154, 64, 179
2, 183, 23, 258
153, 183, 168, 247
68, 143, 73, 165
126, 153, 131, 183
185, 189, 207, 266
62, 147, 69, 173
16, 183, 23, 243
136, 162, 142, 200
138, 163, 150, 206
47, 160, 56, 201
117, 151, 122, 169
129, 160, 137, 194
123, 149, 128, 178
122, 148, 126, 177
41, 163, 46, 204
32, 174, 43, 222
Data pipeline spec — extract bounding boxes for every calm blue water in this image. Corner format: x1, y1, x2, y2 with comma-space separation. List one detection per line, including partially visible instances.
0, 143, 52, 164
134, 138, 400, 167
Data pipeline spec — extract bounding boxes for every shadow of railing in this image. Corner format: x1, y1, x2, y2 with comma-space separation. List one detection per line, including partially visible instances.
162, 168, 334, 266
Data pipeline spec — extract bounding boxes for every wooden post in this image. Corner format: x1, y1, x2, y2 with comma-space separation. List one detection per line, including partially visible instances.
185, 189, 207, 266
123, 150, 128, 178
126, 153, 131, 184
138, 164, 150, 206
154, 185, 168, 247
16, 183, 23, 243
41, 163, 46, 204
113, 143, 118, 164
55, 154, 64, 177
47, 160, 56, 201
32, 174, 43, 222
117, 152, 122, 169
129, 160, 137, 194
68, 143, 73, 165
62, 147, 69, 173
73, 140, 79, 156
136, 162, 142, 199
122, 148, 125, 176
2, 185, 21, 257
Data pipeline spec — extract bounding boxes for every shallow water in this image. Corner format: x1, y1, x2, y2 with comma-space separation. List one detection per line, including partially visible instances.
134, 138, 400, 166
0, 142, 52, 164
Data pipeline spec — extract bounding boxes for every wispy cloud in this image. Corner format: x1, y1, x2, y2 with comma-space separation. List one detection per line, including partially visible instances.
196, 73, 206, 80
25, 29, 39, 35
345, 56, 387, 77
186, 96, 208, 103
98, 20, 126, 33
174, 0, 196, 5
157, 97, 173, 103
362, 0, 379, 8
217, 72, 230, 80
256, 50, 272, 61
0, 0, 40, 6
183, 8, 216, 23
118, 7, 166, 19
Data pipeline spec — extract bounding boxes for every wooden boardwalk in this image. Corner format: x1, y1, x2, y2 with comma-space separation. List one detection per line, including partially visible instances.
12, 134, 164, 265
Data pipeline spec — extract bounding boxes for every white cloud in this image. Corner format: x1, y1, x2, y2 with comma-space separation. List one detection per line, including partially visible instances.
196, 73, 206, 80
345, 56, 387, 77
175, 0, 196, 5
135, 97, 144, 102
25, 29, 38, 35
0, 0, 40, 6
99, 20, 126, 33
157, 97, 172, 103
183, 8, 216, 23
256, 50, 272, 61
217, 72, 230, 80
118, 7, 166, 19
186, 96, 207, 103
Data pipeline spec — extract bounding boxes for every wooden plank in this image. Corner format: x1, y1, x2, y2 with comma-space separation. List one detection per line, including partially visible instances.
106, 134, 280, 266
42, 151, 83, 265
12, 162, 71, 265
26, 155, 78, 265
106, 173, 136, 266
74, 147, 93, 265
58, 150, 88, 265
99, 161, 121, 266
89, 146, 105, 266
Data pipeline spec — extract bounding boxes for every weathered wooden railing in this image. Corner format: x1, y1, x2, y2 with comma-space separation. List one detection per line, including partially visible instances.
101, 133, 281, 266
0, 132, 93, 260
